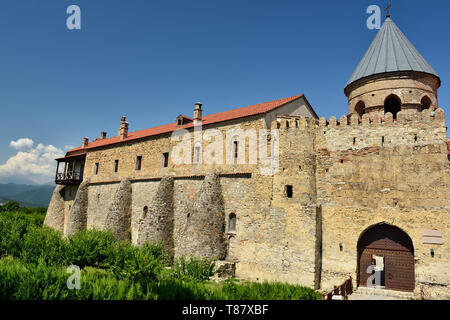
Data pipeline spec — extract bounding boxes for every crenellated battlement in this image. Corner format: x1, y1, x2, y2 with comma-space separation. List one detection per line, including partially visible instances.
274, 115, 319, 129
319, 108, 446, 128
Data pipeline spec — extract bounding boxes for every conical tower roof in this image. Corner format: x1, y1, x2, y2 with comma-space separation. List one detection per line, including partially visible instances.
346, 17, 439, 88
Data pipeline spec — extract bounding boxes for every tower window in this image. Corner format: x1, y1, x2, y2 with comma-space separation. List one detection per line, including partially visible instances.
135, 156, 142, 171
285, 185, 293, 198
162, 152, 169, 168
94, 162, 99, 175
355, 101, 366, 117
113, 160, 119, 173
384, 95, 402, 119
420, 96, 432, 112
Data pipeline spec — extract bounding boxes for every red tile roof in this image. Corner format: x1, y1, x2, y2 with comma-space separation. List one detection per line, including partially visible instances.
64, 94, 307, 157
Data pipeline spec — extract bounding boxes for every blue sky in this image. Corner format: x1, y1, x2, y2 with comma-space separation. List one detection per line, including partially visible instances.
0, 0, 449, 184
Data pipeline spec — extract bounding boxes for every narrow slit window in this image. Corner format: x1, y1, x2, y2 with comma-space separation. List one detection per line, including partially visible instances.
94, 162, 99, 175
233, 141, 239, 159
135, 156, 142, 171
113, 160, 119, 173
228, 213, 236, 231
285, 185, 293, 198
163, 152, 169, 168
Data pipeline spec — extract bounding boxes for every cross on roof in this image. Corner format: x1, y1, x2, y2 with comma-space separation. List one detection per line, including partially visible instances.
386, 3, 392, 17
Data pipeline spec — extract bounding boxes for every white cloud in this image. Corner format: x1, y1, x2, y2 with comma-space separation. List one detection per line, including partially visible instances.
10, 138, 34, 150
0, 139, 64, 184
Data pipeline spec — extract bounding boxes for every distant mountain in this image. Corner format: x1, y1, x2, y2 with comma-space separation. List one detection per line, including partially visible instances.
0, 183, 54, 208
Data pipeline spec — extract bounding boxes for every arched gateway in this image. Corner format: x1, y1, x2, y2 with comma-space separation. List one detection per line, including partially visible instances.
357, 223, 415, 292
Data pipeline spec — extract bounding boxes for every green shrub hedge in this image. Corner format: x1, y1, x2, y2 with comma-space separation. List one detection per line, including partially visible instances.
0, 210, 320, 300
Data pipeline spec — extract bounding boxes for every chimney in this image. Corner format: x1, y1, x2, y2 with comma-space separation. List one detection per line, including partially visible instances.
118, 116, 129, 140
101, 132, 107, 139
82, 137, 89, 148
193, 102, 203, 124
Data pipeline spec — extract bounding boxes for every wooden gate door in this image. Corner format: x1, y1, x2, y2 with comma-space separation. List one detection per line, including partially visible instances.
358, 224, 415, 292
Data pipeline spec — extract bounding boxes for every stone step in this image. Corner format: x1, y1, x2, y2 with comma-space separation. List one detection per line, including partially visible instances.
353, 287, 414, 300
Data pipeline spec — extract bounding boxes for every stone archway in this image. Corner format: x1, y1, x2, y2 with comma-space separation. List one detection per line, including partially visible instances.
357, 223, 415, 292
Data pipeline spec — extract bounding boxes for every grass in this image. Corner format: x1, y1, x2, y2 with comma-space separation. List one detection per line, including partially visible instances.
0, 202, 321, 300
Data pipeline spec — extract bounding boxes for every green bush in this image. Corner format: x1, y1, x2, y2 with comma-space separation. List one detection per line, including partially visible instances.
0, 258, 73, 300
0, 211, 40, 258
172, 255, 215, 281
104, 241, 164, 281
0, 209, 321, 300
219, 279, 322, 300
65, 229, 117, 268
21, 226, 66, 265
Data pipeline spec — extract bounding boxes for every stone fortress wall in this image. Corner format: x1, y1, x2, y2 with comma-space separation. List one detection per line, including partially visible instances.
45, 107, 449, 299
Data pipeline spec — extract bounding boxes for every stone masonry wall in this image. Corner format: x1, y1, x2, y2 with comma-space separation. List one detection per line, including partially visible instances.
315, 110, 449, 298
176, 171, 227, 260
65, 180, 89, 237
137, 176, 174, 258
104, 178, 132, 241
44, 185, 65, 233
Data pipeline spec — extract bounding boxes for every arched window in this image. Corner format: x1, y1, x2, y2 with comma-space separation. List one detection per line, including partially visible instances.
384, 95, 402, 119
228, 213, 236, 232
420, 96, 432, 112
355, 101, 366, 118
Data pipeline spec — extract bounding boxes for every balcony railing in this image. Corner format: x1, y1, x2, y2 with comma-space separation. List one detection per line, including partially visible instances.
55, 171, 83, 185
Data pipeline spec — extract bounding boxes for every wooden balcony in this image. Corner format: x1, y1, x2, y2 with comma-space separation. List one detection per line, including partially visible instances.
55, 171, 83, 185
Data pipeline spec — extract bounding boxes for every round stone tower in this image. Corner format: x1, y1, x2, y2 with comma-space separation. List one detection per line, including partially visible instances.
345, 16, 441, 120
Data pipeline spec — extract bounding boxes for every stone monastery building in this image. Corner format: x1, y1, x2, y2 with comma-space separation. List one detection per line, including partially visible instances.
45, 16, 449, 299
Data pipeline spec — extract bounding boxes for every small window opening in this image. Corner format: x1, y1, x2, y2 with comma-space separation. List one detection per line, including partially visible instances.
142, 206, 148, 219
94, 162, 99, 175
177, 119, 183, 126
382, 136, 385, 145
233, 141, 239, 159
285, 185, 293, 198
340, 159, 344, 164
228, 213, 236, 231
286, 121, 289, 128
414, 135, 418, 143
113, 160, 119, 173
353, 137, 356, 145
135, 156, 142, 171
163, 152, 169, 168
295, 120, 299, 128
